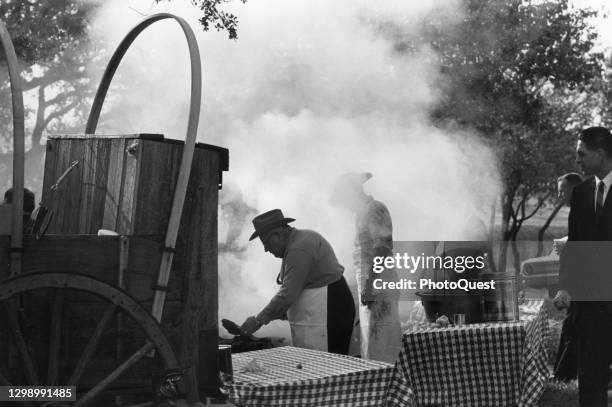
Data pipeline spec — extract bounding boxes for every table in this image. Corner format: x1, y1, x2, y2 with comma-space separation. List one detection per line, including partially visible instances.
228, 346, 396, 406
384, 304, 549, 407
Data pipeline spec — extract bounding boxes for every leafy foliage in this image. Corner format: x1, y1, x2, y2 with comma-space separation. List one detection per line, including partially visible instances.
0, 0, 101, 190
0, 0, 95, 64
155, 0, 248, 40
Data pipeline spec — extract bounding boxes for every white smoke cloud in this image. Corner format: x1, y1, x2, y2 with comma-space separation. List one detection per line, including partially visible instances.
87, 0, 501, 339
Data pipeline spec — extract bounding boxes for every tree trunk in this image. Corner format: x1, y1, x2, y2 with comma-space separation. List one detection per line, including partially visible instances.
536, 202, 563, 256
487, 199, 498, 273
511, 234, 521, 276
498, 196, 513, 274
24, 144, 46, 193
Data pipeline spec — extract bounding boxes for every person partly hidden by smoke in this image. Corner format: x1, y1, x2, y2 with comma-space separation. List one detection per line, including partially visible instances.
330, 172, 402, 364
0, 188, 35, 235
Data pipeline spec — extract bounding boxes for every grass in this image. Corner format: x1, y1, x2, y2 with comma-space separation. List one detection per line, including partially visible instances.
538, 380, 578, 407
537, 314, 579, 407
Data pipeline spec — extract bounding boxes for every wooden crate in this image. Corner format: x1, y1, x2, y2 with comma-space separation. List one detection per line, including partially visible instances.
41, 134, 227, 235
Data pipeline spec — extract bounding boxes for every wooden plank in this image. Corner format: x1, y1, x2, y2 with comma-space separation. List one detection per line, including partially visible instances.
48, 134, 164, 141
64, 300, 181, 339
0, 367, 10, 386
19, 235, 178, 301
0, 235, 10, 280
125, 236, 163, 302
116, 139, 140, 234
74, 342, 154, 407
60, 140, 85, 234
47, 289, 64, 385
77, 138, 111, 234
133, 140, 179, 235
103, 139, 125, 232
44, 139, 72, 234
90, 140, 111, 234
21, 235, 119, 284
4, 300, 39, 384
78, 138, 96, 234
41, 141, 58, 207
67, 304, 116, 386
176, 148, 220, 397
117, 236, 129, 363
17, 235, 176, 301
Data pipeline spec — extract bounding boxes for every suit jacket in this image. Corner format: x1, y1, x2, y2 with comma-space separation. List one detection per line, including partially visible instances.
559, 177, 612, 301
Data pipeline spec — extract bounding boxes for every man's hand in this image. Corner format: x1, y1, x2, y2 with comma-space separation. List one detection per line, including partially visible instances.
553, 290, 572, 310
240, 316, 263, 335
360, 288, 376, 309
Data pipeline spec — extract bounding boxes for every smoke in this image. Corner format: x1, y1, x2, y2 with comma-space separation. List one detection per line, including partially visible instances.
87, 0, 501, 339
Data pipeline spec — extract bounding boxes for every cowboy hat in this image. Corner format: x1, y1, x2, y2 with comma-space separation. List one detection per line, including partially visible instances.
249, 209, 295, 241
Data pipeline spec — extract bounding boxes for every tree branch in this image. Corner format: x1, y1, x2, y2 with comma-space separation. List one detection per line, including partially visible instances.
45, 90, 79, 107
523, 192, 551, 221
23, 75, 59, 91
31, 86, 47, 147
43, 101, 79, 128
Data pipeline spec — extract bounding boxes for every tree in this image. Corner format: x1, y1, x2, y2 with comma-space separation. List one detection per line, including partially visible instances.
384, 0, 606, 272
0, 0, 101, 190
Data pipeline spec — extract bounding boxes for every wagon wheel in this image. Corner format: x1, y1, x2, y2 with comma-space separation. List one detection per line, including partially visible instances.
0, 271, 181, 407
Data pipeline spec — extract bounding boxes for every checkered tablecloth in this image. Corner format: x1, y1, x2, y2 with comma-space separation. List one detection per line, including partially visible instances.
384, 305, 549, 407
228, 346, 397, 406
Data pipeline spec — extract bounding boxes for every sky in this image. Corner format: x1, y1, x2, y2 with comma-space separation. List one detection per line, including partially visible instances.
571, 0, 612, 51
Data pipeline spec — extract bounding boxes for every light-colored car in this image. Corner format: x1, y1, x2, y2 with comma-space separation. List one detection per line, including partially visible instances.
520, 238, 566, 298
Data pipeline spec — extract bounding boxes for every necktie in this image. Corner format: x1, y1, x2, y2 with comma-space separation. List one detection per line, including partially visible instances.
596, 181, 605, 214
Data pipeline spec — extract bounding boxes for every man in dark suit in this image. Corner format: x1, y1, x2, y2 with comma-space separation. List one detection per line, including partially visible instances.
554, 126, 612, 406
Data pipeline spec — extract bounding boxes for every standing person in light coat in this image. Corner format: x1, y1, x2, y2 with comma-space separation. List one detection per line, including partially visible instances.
332, 172, 402, 363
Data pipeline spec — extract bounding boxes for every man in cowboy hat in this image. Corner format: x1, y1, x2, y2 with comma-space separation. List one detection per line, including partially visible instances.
331, 172, 401, 364
239, 209, 355, 354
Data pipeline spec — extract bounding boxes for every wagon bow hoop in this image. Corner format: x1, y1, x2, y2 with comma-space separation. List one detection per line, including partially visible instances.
85, 13, 202, 322
0, 20, 26, 277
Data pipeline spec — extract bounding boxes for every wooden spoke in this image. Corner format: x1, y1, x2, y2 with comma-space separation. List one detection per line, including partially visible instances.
74, 342, 155, 407
67, 304, 116, 387
0, 272, 179, 406
0, 368, 35, 407
48, 289, 64, 385
0, 366, 11, 386
4, 300, 40, 385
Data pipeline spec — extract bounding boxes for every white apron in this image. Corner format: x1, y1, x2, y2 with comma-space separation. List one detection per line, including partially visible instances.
287, 286, 328, 351
354, 199, 402, 363
358, 300, 402, 363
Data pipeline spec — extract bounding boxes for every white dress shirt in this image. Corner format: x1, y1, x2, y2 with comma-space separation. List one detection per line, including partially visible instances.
594, 170, 612, 211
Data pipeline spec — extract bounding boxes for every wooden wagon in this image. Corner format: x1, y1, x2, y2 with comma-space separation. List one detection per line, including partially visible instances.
0, 14, 228, 406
